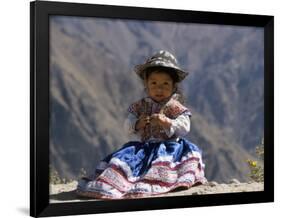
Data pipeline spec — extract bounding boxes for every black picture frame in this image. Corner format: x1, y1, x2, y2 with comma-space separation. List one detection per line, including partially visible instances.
30, 0, 274, 217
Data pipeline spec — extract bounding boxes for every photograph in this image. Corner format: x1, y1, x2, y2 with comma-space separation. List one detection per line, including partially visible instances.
49, 16, 264, 201
30, 1, 274, 217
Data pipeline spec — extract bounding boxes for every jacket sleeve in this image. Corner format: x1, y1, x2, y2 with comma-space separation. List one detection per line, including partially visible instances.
164, 111, 191, 138
123, 112, 140, 138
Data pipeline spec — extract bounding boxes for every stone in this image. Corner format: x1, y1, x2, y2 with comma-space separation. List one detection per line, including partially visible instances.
191, 191, 199, 195
229, 179, 240, 184
208, 181, 218, 187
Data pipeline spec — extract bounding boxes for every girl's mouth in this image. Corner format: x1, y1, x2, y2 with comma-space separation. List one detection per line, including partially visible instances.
155, 95, 164, 99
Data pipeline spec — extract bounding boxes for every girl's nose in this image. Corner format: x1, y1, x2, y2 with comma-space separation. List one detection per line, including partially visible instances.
156, 85, 164, 90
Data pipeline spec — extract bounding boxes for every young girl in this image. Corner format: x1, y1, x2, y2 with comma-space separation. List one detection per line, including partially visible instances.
76, 50, 207, 199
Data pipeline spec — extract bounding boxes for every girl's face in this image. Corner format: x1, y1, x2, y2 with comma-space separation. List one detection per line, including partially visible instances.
145, 71, 174, 102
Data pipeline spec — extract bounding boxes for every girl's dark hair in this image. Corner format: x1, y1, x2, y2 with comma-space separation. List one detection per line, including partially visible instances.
145, 66, 180, 83
144, 67, 186, 104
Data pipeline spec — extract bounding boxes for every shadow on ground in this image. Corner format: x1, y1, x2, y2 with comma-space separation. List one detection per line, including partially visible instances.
50, 190, 95, 202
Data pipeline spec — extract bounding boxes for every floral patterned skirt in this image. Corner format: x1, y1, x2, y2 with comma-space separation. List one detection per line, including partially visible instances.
76, 138, 207, 199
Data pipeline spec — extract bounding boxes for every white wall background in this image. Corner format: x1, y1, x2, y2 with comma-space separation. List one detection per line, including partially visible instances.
0, 0, 279, 217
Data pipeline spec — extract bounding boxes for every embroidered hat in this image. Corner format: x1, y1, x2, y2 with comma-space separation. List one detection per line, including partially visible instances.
134, 50, 189, 82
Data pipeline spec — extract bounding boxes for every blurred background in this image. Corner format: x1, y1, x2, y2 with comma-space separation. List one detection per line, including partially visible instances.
50, 16, 264, 183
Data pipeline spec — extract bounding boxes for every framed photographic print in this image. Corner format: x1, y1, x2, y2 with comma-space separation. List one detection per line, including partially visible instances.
30, 0, 274, 217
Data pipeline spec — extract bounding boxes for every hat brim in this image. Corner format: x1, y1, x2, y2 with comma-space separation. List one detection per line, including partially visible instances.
134, 63, 189, 82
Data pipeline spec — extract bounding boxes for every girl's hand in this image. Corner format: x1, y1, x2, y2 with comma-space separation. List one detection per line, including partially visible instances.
135, 115, 150, 131
150, 113, 172, 129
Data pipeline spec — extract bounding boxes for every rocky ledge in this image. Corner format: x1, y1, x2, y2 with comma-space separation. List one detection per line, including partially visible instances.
49, 179, 264, 203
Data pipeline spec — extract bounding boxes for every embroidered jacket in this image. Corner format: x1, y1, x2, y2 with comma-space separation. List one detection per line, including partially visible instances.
124, 94, 192, 142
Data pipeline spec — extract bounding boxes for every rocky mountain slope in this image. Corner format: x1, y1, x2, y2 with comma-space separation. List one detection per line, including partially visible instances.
49, 16, 264, 182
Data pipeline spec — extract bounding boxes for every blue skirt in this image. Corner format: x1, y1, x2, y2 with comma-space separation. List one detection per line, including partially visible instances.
77, 138, 206, 199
